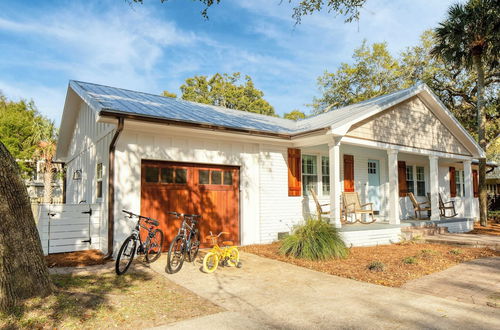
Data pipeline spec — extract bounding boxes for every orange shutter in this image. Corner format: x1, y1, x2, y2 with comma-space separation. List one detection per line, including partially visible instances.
287, 148, 301, 196
398, 161, 407, 197
472, 169, 478, 198
449, 167, 456, 197
343, 155, 354, 192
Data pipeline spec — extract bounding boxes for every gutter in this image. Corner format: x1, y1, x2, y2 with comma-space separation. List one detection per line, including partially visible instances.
105, 117, 124, 259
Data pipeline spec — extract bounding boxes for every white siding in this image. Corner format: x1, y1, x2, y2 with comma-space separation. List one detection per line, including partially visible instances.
114, 127, 262, 254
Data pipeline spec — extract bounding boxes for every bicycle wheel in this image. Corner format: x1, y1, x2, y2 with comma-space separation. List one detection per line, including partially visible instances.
187, 230, 200, 262
226, 247, 240, 267
166, 235, 185, 274
202, 252, 219, 273
115, 236, 137, 275
145, 229, 164, 263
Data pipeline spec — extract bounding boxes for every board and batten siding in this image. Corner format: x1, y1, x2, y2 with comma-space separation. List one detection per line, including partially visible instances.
64, 101, 114, 254
346, 96, 471, 156
114, 127, 262, 253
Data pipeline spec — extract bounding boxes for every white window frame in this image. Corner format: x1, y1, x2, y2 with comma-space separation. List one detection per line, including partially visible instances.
405, 164, 426, 197
455, 170, 465, 197
96, 162, 103, 200
416, 166, 426, 197
301, 153, 330, 197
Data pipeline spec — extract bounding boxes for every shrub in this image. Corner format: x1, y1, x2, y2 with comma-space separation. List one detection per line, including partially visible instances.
279, 218, 349, 260
420, 249, 438, 258
367, 261, 385, 272
402, 256, 418, 264
449, 248, 463, 255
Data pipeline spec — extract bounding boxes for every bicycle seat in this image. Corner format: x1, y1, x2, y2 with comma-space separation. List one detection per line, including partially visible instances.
223, 241, 234, 246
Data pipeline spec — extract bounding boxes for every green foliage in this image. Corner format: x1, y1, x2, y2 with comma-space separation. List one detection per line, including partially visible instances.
179, 72, 276, 116
312, 30, 499, 154
449, 248, 463, 255
161, 90, 177, 98
0, 93, 57, 177
279, 218, 348, 260
419, 249, 438, 259
402, 256, 418, 265
367, 261, 385, 272
283, 110, 307, 121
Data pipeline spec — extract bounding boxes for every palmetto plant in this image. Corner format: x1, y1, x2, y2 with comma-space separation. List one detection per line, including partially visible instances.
431, 0, 499, 226
279, 218, 349, 260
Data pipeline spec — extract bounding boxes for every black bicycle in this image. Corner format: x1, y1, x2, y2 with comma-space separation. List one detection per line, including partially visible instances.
115, 210, 164, 275
166, 212, 201, 274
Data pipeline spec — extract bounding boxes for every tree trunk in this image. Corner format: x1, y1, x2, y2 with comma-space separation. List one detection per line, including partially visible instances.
42, 162, 53, 204
0, 142, 52, 311
473, 54, 488, 227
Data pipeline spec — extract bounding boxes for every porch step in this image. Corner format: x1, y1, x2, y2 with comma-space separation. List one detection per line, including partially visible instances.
401, 224, 448, 240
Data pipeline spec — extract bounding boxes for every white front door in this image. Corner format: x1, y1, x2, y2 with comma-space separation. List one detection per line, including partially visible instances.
367, 160, 381, 211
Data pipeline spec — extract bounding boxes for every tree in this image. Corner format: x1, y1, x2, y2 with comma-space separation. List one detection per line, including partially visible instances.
162, 90, 177, 98
179, 72, 276, 116
0, 141, 52, 311
431, 0, 500, 226
311, 41, 403, 113
131, 0, 366, 23
284, 110, 307, 120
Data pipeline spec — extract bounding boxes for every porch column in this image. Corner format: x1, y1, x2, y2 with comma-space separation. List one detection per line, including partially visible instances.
463, 159, 473, 218
387, 150, 400, 224
329, 137, 342, 228
429, 155, 440, 220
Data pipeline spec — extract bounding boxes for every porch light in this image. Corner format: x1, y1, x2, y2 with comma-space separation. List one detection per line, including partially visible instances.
73, 169, 82, 180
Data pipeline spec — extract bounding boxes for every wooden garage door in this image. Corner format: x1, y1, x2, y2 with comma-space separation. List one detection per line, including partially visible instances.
140, 160, 240, 250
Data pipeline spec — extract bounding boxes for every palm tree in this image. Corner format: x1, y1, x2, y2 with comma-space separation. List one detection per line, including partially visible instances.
431, 0, 499, 227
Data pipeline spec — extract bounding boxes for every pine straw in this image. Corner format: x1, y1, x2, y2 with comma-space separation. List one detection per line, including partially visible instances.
241, 242, 500, 287
468, 222, 500, 236
45, 250, 107, 268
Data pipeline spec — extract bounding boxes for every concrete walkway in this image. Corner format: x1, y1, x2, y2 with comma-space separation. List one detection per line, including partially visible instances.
150, 252, 500, 329
425, 233, 500, 251
402, 257, 500, 308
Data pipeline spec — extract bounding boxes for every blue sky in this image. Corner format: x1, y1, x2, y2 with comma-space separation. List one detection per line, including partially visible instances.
0, 0, 456, 124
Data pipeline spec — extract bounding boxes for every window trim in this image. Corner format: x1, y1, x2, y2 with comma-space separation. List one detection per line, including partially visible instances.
404, 164, 427, 197
301, 153, 331, 197
455, 169, 465, 197
96, 162, 103, 200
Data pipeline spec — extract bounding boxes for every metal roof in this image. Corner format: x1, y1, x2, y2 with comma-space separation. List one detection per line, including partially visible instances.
69, 80, 424, 135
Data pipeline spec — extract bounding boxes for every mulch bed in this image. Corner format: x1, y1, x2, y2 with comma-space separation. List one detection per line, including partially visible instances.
241, 242, 499, 287
468, 222, 500, 236
45, 250, 108, 267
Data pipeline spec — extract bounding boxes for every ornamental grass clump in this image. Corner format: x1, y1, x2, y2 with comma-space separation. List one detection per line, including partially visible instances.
279, 218, 348, 260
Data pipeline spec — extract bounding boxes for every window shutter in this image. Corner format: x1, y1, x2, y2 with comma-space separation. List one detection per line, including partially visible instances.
472, 169, 478, 198
449, 167, 456, 198
287, 148, 301, 196
398, 161, 407, 197
343, 154, 354, 192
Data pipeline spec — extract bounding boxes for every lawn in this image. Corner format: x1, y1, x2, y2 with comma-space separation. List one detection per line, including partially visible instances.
0, 266, 222, 329
241, 242, 499, 287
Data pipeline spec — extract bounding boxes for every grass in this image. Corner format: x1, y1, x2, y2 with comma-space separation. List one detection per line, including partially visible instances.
241, 242, 500, 287
402, 256, 418, 264
279, 218, 348, 260
0, 267, 221, 329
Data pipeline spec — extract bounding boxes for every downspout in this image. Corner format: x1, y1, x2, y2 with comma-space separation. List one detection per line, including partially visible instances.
105, 117, 124, 259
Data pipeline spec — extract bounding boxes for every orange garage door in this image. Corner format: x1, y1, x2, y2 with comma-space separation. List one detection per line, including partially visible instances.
140, 160, 240, 250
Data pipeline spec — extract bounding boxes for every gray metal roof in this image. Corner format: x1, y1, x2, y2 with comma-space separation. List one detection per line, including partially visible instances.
69, 80, 424, 135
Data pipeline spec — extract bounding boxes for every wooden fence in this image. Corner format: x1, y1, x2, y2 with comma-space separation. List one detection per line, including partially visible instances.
36, 203, 102, 255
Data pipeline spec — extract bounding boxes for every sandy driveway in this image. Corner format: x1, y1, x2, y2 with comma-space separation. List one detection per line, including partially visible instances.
150, 252, 500, 329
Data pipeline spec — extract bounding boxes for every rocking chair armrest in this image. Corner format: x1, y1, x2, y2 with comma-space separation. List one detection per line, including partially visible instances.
320, 203, 330, 206
417, 201, 430, 206
442, 201, 455, 206
360, 202, 373, 207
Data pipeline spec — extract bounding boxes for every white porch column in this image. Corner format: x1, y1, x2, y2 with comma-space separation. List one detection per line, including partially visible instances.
429, 155, 440, 220
387, 150, 400, 224
463, 159, 473, 218
329, 137, 342, 228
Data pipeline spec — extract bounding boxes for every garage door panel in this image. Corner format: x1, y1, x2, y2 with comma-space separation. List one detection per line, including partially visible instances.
141, 160, 240, 250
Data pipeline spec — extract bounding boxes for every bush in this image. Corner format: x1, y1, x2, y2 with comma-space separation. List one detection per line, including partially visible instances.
419, 249, 438, 258
367, 261, 385, 272
279, 218, 349, 260
449, 248, 463, 255
402, 256, 418, 264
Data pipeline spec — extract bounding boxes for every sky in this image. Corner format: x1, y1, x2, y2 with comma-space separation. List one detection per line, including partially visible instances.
0, 0, 456, 125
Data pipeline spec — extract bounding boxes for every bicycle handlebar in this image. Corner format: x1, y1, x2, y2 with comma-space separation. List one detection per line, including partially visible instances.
168, 211, 201, 219
122, 209, 159, 226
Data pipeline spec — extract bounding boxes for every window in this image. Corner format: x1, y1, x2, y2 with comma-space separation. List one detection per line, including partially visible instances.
199, 170, 209, 184
368, 161, 377, 174
456, 170, 465, 197
96, 163, 103, 199
321, 156, 330, 195
198, 169, 233, 185
145, 167, 159, 183
406, 166, 414, 194
211, 171, 222, 184
302, 155, 317, 195
160, 168, 174, 183
175, 169, 187, 184
416, 166, 425, 196
223, 171, 233, 185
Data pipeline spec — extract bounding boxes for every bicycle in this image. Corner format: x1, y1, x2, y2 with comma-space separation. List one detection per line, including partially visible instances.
115, 210, 164, 275
202, 231, 241, 273
166, 212, 201, 274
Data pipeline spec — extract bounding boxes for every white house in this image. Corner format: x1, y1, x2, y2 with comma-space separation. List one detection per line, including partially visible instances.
55, 80, 485, 256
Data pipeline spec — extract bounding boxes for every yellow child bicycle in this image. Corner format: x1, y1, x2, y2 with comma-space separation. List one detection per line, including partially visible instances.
202, 231, 242, 273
